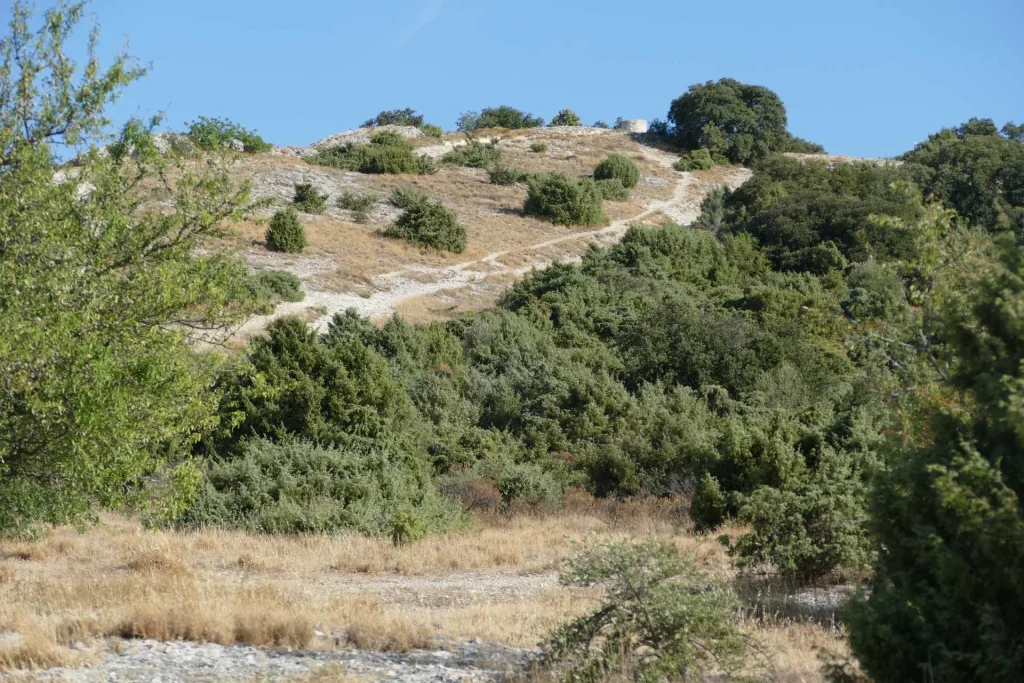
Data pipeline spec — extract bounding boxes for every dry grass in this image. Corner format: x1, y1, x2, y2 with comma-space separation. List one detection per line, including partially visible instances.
0, 492, 845, 679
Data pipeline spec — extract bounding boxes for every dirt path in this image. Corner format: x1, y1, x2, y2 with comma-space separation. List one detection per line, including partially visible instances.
233, 153, 750, 338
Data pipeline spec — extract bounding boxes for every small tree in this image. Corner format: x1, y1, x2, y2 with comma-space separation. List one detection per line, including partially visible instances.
593, 153, 640, 188
186, 116, 272, 153
524, 174, 606, 226
266, 209, 307, 253
674, 148, 714, 171
550, 109, 581, 127
292, 182, 328, 214
362, 108, 424, 128
383, 199, 466, 253
542, 540, 755, 682
460, 106, 544, 130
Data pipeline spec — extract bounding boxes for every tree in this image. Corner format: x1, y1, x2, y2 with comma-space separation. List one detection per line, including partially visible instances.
459, 105, 544, 130
362, 108, 424, 128
845, 238, 1024, 682
0, 2, 255, 535
668, 78, 789, 164
549, 109, 581, 127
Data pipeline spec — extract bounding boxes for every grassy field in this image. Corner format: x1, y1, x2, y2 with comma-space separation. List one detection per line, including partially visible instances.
0, 492, 848, 680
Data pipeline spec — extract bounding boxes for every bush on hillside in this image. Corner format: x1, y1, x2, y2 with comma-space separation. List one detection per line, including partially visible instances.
419, 123, 443, 138
668, 78, 790, 164
247, 270, 305, 307
488, 164, 528, 186
265, 209, 306, 253
593, 153, 640, 188
785, 135, 826, 154
186, 116, 272, 153
542, 540, 755, 681
549, 109, 581, 127
442, 140, 502, 168
457, 106, 544, 131
530, 142, 548, 153
292, 182, 328, 214
388, 185, 429, 210
524, 173, 606, 226
309, 131, 436, 175
592, 120, 609, 129
362, 108, 424, 128
175, 438, 462, 539
383, 199, 467, 253
337, 190, 379, 223
674, 148, 714, 171
595, 177, 631, 201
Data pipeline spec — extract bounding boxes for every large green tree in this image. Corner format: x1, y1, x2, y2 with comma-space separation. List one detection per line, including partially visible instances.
0, 2, 254, 534
844, 237, 1024, 682
668, 78, 790, 164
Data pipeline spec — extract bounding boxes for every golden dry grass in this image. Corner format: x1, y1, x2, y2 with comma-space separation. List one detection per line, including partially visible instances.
0, 493, 847, 679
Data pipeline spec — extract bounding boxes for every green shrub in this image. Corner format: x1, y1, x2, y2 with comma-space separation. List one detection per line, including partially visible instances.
542, 540, 755, 681
309, 131, 436, 175
362, 108, 424, 127
784, 135, 826, 154
593, 153, 640, 188
488, 164, 528, 186
442, 140, 502, 168
674, 148, 714, 171
592, 120, 609, 129
595, 177, 631, 201
458, 106, 544, 130
175, 438, 462, 536
185, 116, 272, 153
549, 109, 581, 127
419, 123, 443, 138
337, 190, 379, 223
265, 209, 306, 253
388, 185, 429, 210
530, 142, 548, 153
524, 173, 606, 226
292, 182, 328, 214
691, 472, 728, 532
383, 199, 467, 253
247, 270, 305, 307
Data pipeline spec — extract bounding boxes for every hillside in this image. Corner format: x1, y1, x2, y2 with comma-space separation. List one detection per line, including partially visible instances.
226, 126, 750, 339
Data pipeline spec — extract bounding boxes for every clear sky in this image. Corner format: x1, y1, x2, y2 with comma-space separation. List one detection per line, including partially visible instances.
33, 0, 1024, 158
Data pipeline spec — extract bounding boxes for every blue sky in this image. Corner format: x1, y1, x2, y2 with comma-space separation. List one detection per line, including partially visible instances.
28, 0, 1024, 157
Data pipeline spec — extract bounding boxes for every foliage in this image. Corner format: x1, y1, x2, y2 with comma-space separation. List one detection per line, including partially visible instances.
530, 141, 548, 153
592, 121, 609, 129
292, 182, 328, 214
674, 148, 713, 171
309, 131, 436, 175
668, 78, 790, 164
383, 198, 467, 253
593, 153, 640, 188
844, 238, 1024, 682
265, 209, 307, 253
550, 109, 581, 127
362, 108, 423, 128
175, 438, 462, 537
337, 190, 379, 223
524, 173, 606, 226
0, 2, 256, 535
902, 117, 1024, 236
785, 135, 826, 154
489, 164, 529, 186
542, 540, 754, 682
247, 270, 305, 309
458, 105, 544, 130
388, 185, 429, 210
595, 178, 631, 201
419, 123, 443, 138
442, 139, 502, 168
186, 116, 272, 153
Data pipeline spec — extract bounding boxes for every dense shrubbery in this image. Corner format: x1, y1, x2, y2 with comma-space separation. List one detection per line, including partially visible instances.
292, 182, 328, 214
549, 109, 581, 127
524, 173, 606, 226
593, 153, 640, 189
361, 109, 444, 138
457, 106, 544, 131
543, 540, 754, 681
186, 116, 272, 153
176, 438, 461, 539
674, 148, 714, 171
388, 185, 429, 210
785, 136, 827, 154
265, 209, 307, 253
902, 117, 1024, 236
595, 178, 631, 201
530, 142, 548, 153
247, 270, 305, 310
309, 130, 436, 175
442, 139, 502, 168
383, 197, 467, 253
488, 164, 528, 186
